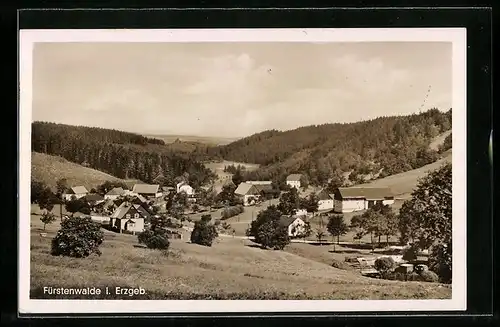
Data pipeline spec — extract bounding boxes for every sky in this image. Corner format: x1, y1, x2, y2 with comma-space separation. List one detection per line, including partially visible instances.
32, 42, 452, 138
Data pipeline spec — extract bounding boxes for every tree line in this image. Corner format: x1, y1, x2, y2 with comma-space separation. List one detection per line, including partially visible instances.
32, 122, 217, 188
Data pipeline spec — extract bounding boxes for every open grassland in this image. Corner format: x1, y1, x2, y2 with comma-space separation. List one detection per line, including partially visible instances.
355, 151, 452, 200
31, 152, 128, 191
30, 213, 451, 300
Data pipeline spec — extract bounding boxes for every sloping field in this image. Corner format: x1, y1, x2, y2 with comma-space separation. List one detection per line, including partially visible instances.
355, 150, 452, 199
30, 215, 451, 300
31, 152, 127, 191
145, 134, 239, 146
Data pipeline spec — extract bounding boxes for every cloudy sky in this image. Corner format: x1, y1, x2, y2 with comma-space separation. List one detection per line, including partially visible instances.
32, 42, 452, 138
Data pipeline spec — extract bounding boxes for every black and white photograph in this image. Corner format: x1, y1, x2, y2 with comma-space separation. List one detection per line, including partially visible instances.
18, 28, 467, 314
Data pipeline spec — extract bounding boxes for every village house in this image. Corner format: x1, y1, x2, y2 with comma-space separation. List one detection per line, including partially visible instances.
176, 181, 194, 196
333, 187, 395, 213
132, 184, 162, 198
234, 182, 261, 206
104, 187, 125, 200
62, 186, 89, 201
109, 202, 151, 234
317, 190, 335, 211
279, 215, 307, 237
286, 174, 302, 189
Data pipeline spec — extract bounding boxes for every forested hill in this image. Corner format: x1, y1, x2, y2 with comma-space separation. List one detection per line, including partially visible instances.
200, 108, 452, 186
31, 121, 216, 188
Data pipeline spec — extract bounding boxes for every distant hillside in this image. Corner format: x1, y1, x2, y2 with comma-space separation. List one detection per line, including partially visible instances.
356, 149, 452, 199
31, 121, 217, 188
201, 108, 452, 186
31, 152, 129, 191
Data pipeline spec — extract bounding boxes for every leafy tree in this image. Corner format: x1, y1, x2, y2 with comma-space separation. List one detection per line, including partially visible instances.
31, 179, 47, 204
38, 188, 57, 213
190, 215, 218, 247
277, 187, 301, 216
55, 178, 68, 198
248, 205, 290, 250
51, 216, 104, 258
327, 214, 348, 251
138, 215, 170, 250
300, 193, 319, 215
40, 211, 56, 230
398, 163, 452, 283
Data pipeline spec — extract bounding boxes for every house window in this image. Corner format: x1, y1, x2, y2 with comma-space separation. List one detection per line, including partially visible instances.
134, 213, 139, 219
126, 214, 131, 218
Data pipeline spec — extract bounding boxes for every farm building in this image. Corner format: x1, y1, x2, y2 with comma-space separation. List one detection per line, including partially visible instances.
279, 215, 307, 237
62, 186, 89, 201
176, 181, 194, 196
286, 174, 302, 189
333, 187, 395, 213
317, 190, 335, 210
234, 182, 261, 206
104, 187, 125, 200
109, 202, 151, 234
132, 184, 162, 198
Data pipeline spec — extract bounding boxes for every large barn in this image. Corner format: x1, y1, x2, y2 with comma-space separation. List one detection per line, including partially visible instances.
333, 187, 395, 213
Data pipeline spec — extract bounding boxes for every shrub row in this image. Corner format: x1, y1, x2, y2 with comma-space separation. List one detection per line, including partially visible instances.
220, 205, 244, 220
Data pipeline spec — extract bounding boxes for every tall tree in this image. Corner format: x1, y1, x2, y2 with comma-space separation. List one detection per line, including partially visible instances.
398, 163, 452, 283
277, 187, 301, 216
326, 214, 349, 252
247, 205, 290, 250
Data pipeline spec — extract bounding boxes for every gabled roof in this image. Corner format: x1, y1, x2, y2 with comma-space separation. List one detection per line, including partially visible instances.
234, 183, 257, 196
111, 202, 149, 219
286, 174, 302, 182
132, 184, 160, 194
337, 187, 393, 200
279, 215, 303, 227
69, 186, 88, 194
106, 187, 125, 196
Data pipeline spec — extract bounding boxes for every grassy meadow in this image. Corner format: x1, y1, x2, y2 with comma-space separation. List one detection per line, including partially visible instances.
30, 207, 451, 300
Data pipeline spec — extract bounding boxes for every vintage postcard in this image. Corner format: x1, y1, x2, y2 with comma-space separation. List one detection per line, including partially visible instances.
19, 28, 466, 314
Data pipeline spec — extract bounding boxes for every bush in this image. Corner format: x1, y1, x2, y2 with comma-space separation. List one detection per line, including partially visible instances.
221, 205, 244, 220
407, 272, 422, 281
51, 216, 104, 258
419, 270, 439, 283
331, 259, 350, 270
138, 229, 170, 250
190, 219, 218, 247
374, 257, 395, 275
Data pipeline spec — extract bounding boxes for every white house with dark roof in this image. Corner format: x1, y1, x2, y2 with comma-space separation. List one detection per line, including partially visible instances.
132, 184, 162, 198
109, 202, 151, 234
333, 187, 395, 213
62, 186, 89, 201
280, 215, 306, 237
104, 187, 125, 200
286, 174, 302, 189
234, 182, 262, 206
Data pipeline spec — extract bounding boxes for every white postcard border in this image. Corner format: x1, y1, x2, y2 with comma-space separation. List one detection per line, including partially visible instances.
18, 28, 467, 314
